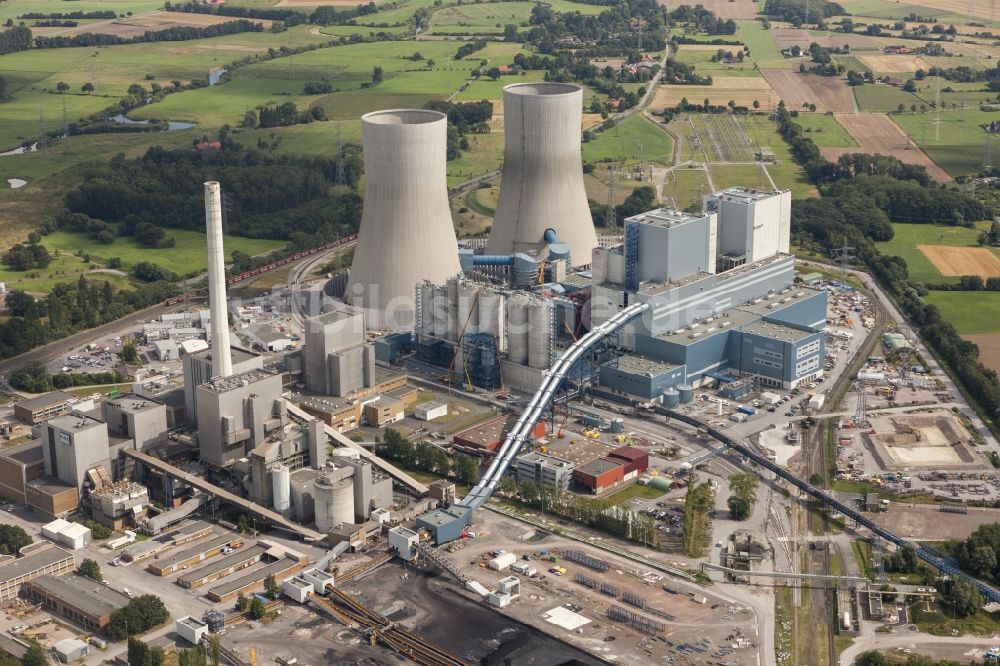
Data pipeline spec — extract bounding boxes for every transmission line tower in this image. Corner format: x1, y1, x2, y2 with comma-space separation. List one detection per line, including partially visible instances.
635, 138, 644, 181
833, 237, 855, 277
854, 384, 868, 427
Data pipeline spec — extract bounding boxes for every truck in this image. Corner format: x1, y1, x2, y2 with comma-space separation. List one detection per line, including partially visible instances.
841, 611, 851, 630
735, 405, 756, 416
729, 413, 748, 423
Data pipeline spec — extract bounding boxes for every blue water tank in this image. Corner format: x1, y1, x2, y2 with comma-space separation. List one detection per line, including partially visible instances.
677, 384, 694, 404
662, 387, 680, 408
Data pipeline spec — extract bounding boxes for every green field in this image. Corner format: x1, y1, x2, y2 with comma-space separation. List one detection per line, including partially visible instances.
710, 163, 767, 191
793, 113, 858, 147
673, 47, 763, 77
853, 83, 925, 113
429, 2, 535, 34
736, 20, 786, 68
583, 115, 674, 166
665, 168, 710, 210
452, 69, 547, 101
893, 107, 1000, 177
0, 0, 166, 20
924, 292, 1000, 334
41, 229, 283, 276
874, 221, 996, 284
742, 114, 815, 198
0, 252, 134, 294
445, 131, 504, 185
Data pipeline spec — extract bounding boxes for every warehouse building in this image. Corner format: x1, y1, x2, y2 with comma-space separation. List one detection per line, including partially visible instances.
147, 533, 243, 576
25, 476, 79, 518
13, 391, 75, 425
41, 414, 110, 491
41, 519, 92, 550
0, 440, 44, 505
0, 543, 75, 602
573, 458, 624, 494
414, 401, 448, 421
24, 573, 131, 631
453, 415, 546, 453
606, 446, 649, 479
101, 395, 168, 453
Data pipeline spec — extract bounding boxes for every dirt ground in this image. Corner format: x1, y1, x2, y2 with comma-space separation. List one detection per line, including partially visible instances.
657, 0, 759, 18
858, 54, 934, 73
761, 67, 855, 112
964, 333, 1000, 373
652, 76, 776, 108
868, 504, 1000, 541
917, 244, 1000, 278
821, 113, 951, 181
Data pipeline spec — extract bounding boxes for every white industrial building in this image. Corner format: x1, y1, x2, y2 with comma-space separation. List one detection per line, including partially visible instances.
41, 519, 91, 550
282, 576, 314, 603
176, 616, 209, 646
413, 401, 448, 421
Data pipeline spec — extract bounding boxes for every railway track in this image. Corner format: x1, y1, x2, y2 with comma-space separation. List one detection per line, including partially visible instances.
310, 588, 472, 666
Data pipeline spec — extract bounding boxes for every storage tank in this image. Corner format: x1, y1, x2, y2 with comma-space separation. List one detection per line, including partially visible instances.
457, 281, 479, 337
610, 418, 625, 434
677, 384, 694, 404
446, 278, 459, 342
527, 299, 554, 370
344, 109, 461, 329
432, 284, 449, 339
270, 464, 290, 513
478, 290, 503, 341
663, 387, 680, 408
417, 282, 435, 338
313, 474, 354, 532
648, 476, 672, 492
506, 296, 529, 365
487, 83, 598, 266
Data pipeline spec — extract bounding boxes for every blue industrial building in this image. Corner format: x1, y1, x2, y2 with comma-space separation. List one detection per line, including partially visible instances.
592, 188, 827, 400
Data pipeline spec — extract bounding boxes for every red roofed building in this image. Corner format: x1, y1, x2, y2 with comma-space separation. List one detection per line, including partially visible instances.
606, 446, 649, 478
453, 414, 545, 453
195, 141, 222, 151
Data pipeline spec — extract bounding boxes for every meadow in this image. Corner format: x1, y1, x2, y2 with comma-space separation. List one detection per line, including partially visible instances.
923, 292, 1000, 334
673, 47, 763, 77
582, 115, 674, 166
793, 113, 858, 147
0, 253, 133, 294
893, 107, 1000, 177
665, 168, 711, 210
852, 84, 924, 113
874, 221, 997, 284
736, 20, 786, 68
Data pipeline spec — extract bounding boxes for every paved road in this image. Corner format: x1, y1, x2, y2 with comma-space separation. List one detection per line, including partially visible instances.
839, 633, 999, 666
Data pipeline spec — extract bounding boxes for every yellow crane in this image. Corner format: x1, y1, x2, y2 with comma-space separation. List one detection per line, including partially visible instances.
443, 288, 481, 391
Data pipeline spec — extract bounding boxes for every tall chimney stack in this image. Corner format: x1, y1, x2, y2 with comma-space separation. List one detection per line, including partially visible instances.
204, 181, 233, 378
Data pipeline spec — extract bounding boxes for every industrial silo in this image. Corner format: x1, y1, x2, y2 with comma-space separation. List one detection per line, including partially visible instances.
345, 110, 461, 329
313, 473, 354, 532
527, 299, 554, 370
677, 384, 694, 404
478, 290, 505, 344
663, 387, 680, 408
457, 281, 480, 336
487, 83, 598, 266
610, 418, 624, 434
445, 277, 459, 342
506, 295, 529, 365
432, 284, 449, 339
270, 464, 290, 513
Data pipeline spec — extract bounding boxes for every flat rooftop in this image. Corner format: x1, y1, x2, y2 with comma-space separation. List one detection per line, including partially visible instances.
191, 345, 260, 366
712, 186, 788, 204
295, 394, 353, 413
177, 544, 267, 586
625, 207, 709, 228
454, 415, 506, 446
104, 394, 163, 415
208, 556, 299, 597
200, 370, 277, 394
517, 451, 573, 468
28, 574, 130, 618
313, 308, 361, 326
0, 439, 43, 466
153, 533, 236, 569
615, 354, 677, 377
26, 476, 75, 496
46, 413, 104, 432
744, 320, 815, 344
545, 437, 614, 468
14, 391, 73, 411
417, 508, 466, 528
178, 616, 207, 630
0, 545, 72, 582
734, 285, 823, 317
576, 458, 623, 476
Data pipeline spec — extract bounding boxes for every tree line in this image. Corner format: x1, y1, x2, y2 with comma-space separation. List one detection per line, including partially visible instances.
763, 0, 844, 25
0, 25, 32, 55
18, 10, 117, 18
33, 19, 265, 49
376, 428, 480, 486
10, 360, 123, 392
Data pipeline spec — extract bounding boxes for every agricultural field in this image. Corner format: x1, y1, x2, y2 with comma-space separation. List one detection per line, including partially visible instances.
924, 292, 1000, 334
874, 221, 997, 284
428, 2, 535, 35
918, 244, 1000, 279
736, 19, 788, 68
793, 113, 858, 147
0, 0, 167, 21
963, 333, 1000, 374
893, 107, 1000, 177
761, 67, 856, 112
852, 82, 926, 112
656, 0, 759, 18
672, 46, 762, 77
0, 253, 134, 294
663, 168, 711, 210
857, 54, 935, 74
652, 76, 776, 109
583, 114, 674, 167
822, 113, 951, 181
843, 0, 1000, 22
709, 163, 769, 190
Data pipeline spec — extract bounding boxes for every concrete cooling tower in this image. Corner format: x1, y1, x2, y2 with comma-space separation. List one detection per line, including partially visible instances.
486, 83, 598, 267
345, 109, 461, 329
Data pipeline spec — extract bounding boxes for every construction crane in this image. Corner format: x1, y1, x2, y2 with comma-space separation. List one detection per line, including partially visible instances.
441, 288, 482, 388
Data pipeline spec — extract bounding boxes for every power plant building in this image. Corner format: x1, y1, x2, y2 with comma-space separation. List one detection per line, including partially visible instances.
195, 370, 286, 468
183, 346, 263, 425
345, 110, 461, 328
304, 307, 375, 397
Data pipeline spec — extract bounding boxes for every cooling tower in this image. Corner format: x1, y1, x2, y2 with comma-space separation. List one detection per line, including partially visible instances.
204, 181, 233, 378
345, 110, 461, 329
487, 83, 598, 266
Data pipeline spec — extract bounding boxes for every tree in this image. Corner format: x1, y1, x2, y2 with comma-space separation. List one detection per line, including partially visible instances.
122, 342, 140, 365
0, 525, 32, 554
127, 83, 147, 97
372, 65, 383, 84
753, 99, 760, 109
264, 574, 280, 599
56, 81, 70, 94
487, 67, 501, 80
129, 637, 166, 666
970, 546, 997, 578
0, 75, 6, 102
727, 473, 759, 521
854, 652, 891, 666
21, 643, 47, 666
235, 592, 249, 612
79, 557, 103, 582
519, 480, 540, 504
939, 578, 984, 618
426, 59, 435, 68
107, 594, 169, 640
81, 82, 94, 94
248, 597, 266, 620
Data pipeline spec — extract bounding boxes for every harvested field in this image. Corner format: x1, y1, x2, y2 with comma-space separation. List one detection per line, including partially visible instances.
657, 0, 759, 18
651, 76, 775, 108
964, 333, 1000, 374
770, 27, 889, 49
44, 10, 273, 37
857, 54, 933, 72
917, 244, 1000, 278
277, 0, 372, 5
890, 0, 999, 20
761, 68, 855, 112
822, 113, 951, 181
